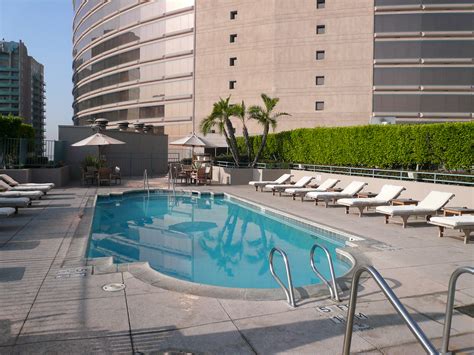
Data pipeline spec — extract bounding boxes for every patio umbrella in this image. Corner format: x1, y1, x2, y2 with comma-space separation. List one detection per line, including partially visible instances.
71, 132, 125, 161
169, 133, 217, 156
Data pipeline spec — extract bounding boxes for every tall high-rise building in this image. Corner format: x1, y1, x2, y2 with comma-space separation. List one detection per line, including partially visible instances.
72, 0, 473, 139
0, 40, 46, 142
72, 0, 195, 140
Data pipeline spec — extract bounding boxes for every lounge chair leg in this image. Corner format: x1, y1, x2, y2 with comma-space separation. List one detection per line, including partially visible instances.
272, 189, 275, 196
438, 226, 444, 238
314, 199, 318, 206
255, 186, 258, 192
357, 207, 364, 217
345, 206, 349, 215
384, 215, 389, 224
279, 191, 282, 197
463, 230, 471, 244
426, 215, 432, 221
401, 216, 409, 228
301, 195, 304, 202
325, 200, 329, 208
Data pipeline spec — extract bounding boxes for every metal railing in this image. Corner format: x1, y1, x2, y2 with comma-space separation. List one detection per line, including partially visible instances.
310, 244, 340, 302
0, 138, 64, 168
143, 169, 150, 197
212, 160, 473, 186
343, 265, 438, 355
441, 266, 474, 354
269, 247, 296, 308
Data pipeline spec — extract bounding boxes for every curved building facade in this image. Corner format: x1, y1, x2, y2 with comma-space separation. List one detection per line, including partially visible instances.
72, 0, 195, 139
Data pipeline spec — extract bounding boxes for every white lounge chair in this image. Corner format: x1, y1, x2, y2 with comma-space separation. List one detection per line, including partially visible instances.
306, 181, 368, 207
0, 197, 30, 213
0, 174, 55, 188
337, 184, 406, 217
0, 180, 49, 194
429, 215, 474, 244
0, 207, 16, 217
285, 178, 340, 201
266, 176, 314, 196
249, 173, 293, 192
376, 191, 455, 228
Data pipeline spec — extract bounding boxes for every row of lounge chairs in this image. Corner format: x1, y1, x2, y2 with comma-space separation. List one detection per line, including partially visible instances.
249, 174, 473, 243
0, 174, 55, 216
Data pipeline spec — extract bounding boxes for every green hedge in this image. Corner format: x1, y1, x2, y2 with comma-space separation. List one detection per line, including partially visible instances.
0, 114, 35, 139
237, 122, 474, 170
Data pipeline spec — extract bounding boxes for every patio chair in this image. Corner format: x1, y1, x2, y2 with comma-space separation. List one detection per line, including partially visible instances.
0, 174, 55, 188
0, 197, 31, 213
249, 173, 293, 191
81, 167, 96, 186
191, 167, 211, 185
306, 181, 368, 207
266, 176, 315, 196
111, 166, 122, 185
0, 177, 51, 193
284, 178, 340, 201
337, 184, 406, 217
0, 180, 44, 199
97, 167, 112, 186
429, 215, 474, 244
0, 207, 16, 217
376, 191, 455, 228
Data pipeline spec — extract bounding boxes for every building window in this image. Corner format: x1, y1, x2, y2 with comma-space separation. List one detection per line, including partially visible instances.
315, 101, 325, 111
230, 10, 238, 20
317, 0, 325, 9
316, 51, 325, 60
230, 34, 237, 43
316, 76, 325, 85
229, 57, 237, 66
316, 25, 325, 34
229, 80, 237, 89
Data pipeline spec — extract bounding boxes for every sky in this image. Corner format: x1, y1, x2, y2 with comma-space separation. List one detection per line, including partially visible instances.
0, 0, 73, 140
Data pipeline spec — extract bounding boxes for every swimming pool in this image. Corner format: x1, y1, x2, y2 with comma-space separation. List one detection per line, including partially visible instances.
88, 192, 353, 289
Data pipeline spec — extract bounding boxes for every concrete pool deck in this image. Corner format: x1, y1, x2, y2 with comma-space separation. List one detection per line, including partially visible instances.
0, 179, 472, 354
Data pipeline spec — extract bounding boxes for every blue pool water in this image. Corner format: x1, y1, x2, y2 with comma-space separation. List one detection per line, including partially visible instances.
88, 193, 351, 289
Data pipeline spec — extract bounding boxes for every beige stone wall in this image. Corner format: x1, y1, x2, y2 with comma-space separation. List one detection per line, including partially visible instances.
194, 0, 374, 136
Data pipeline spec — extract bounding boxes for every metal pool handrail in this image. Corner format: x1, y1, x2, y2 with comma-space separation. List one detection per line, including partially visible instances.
310, 244, 340, 302
269, 247, 296, 308
441, 266, 474, 354
343, 265, 438, 355
143, 169, 150, 197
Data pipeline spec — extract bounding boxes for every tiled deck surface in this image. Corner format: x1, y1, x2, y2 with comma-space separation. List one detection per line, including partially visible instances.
0, 178, 472, 354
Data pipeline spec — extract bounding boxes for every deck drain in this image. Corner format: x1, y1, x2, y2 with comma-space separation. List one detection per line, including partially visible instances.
102, 283, 126, 292
455, 304, 474, 318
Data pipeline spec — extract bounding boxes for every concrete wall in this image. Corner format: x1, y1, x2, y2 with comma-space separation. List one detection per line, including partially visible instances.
194, 0, 374, 135
58, 126, 169, 180
289, 170, 474, 208
0, 166, 70, 187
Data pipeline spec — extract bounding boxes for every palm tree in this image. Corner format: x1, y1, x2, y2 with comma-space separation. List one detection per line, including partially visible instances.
248, 94, 290, 167
233, 100, 253, 163
199, 96, 240, 164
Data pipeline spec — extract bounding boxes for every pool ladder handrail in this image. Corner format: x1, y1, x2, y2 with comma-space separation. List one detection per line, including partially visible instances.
269, 247, 296, 308
143, 169, 150, 197
343, 265, 438, 355
167, 164, 177, 195
310, 244, 340, 302
441, 266, 474, 354
343, 265, 474, 355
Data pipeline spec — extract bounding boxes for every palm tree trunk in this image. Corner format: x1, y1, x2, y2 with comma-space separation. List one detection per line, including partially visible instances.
222, 128, 239, 165
224, 118, 240, 164
251, 123, 269, 168
242, 124, 252, 164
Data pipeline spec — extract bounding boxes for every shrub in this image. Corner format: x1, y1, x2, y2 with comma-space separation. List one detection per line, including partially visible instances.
237, 122, 473, 171
0, 114, 35, 139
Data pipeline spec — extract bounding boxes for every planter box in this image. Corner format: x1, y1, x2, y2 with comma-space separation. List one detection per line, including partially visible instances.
212, 166, 291, 185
